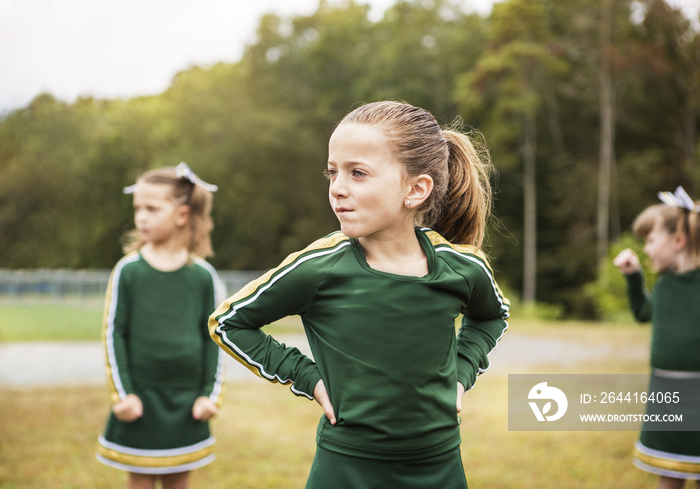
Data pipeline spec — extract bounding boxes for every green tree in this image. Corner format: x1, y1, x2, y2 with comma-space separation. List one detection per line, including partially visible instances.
456, 0, 566, 303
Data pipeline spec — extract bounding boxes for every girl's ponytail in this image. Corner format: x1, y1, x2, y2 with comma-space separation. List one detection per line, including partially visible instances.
186, 183, 214, 258
685, 205, 700, 263
427, 130, 493, 247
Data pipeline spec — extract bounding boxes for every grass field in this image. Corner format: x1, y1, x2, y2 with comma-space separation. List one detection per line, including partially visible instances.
0, 300, 303, 342
0, 301, 661, 488
0, 378, 659, 489
0, 301, 104, 341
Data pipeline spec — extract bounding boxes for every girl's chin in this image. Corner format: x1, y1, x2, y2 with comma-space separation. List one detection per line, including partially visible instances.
338, 223, 360, 238
340, 229, 362, 238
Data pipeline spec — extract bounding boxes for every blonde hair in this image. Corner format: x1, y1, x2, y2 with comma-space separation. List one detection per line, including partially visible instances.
338, 101, 493, 247
633, 202, 700, 260
122, 166, 215, 257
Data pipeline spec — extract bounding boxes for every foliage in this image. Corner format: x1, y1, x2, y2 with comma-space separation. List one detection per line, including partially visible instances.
585, 233, 656, 322
0, 0, 698, 318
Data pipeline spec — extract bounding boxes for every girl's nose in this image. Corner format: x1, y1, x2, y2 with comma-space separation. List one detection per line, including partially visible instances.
134, 210, 147, 224
329, 174, 348, 198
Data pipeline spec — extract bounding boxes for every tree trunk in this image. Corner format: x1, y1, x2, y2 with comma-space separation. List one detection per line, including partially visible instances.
522, 112, 537, 304
597, 0, 614, 267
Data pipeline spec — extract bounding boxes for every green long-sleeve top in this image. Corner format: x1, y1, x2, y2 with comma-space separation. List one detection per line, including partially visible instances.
625, 269, 700, 372
103, 252, 226, 404
210, 228, 510, 460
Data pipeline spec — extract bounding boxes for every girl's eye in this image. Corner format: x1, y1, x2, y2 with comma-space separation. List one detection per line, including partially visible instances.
323, 169, 337, 180
351, 169, 366, 178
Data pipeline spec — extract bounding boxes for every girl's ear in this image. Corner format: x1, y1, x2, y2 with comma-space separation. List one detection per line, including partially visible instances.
176, 205, 190, 227
405, 174, 433, 208
674, 231, 688, 252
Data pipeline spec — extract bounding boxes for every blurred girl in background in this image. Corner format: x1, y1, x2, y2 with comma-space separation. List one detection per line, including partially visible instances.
97, 163, 225, 489
614, 186, 700, 489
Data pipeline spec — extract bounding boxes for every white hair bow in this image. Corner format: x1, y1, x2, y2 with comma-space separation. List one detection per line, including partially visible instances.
122, 162, 218, 194
175, 162, 218, 192
658, 186, 700, 212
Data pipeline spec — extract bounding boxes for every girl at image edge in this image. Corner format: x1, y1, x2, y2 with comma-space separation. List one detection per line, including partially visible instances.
96, 163, 225, 489
614, 186, 700, 489
210, 101, 510, 488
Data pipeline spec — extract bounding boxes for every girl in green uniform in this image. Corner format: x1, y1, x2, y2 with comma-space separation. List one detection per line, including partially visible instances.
97, 163, 225, 489
210, 101, 510, 488
614, 186, 700, 489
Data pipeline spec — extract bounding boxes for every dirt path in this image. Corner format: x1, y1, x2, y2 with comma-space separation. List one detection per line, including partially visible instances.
0, 333, 648, 388
0, 335, 314, 387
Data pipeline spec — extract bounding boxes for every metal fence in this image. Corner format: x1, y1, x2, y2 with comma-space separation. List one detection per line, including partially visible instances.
0, 269, 264, 300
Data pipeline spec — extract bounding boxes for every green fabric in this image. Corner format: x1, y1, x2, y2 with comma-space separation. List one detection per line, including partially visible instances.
639, 373, 700, 457
211, 228, 509, 461
625, 269, 700, 468
106, 253, 223, 398
625, 269, 700, 371
100, 253, 224, 462
305, 446, 468, 489
104, 388, 211, 450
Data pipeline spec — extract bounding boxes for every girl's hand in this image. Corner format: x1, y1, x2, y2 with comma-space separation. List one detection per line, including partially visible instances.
112, 394, 143, 423
314, 379, 336, 425
456, 382, 466, 413
613, 248, 641, 275
192, 397, 218, 421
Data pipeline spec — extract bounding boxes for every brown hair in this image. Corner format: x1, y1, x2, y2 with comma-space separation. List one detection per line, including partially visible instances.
633, 203, 700, 260
338, 101, 493, 247
122, 166, 215, 257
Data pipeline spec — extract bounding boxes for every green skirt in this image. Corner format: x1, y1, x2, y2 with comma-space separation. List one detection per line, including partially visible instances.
635, 438, 700, 480
305, 446, 468, 489
633, 370, 700, 480
96, 387, 215, 474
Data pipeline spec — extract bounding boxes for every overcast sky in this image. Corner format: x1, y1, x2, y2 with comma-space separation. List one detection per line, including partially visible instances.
0, 0, 697, 114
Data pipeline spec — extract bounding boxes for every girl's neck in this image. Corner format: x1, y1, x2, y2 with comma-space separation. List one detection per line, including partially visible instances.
140, 242, 190, 272
673, 249, 700, 274
674, 252, 700, 274
359, 227, 428, 277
